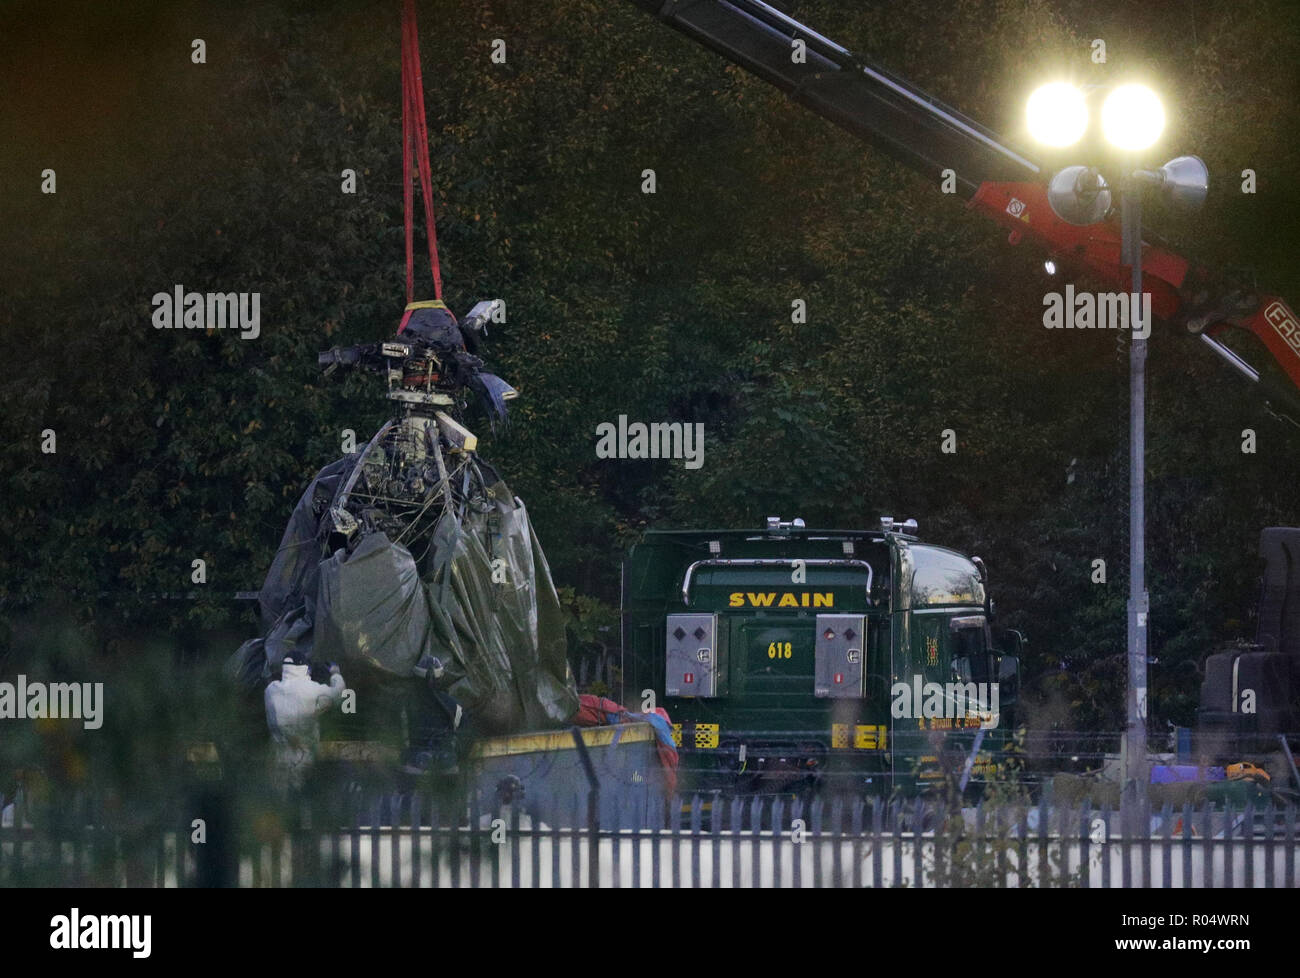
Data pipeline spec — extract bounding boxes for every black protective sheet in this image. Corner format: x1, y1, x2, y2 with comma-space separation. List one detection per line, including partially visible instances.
230, 454, 577, 735
420, 483, 576, 731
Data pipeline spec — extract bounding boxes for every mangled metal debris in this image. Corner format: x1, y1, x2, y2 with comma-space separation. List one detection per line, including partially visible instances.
230, 299, 578, 771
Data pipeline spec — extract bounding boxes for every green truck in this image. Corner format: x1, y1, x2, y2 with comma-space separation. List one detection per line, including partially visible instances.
621, 517, 1023, 799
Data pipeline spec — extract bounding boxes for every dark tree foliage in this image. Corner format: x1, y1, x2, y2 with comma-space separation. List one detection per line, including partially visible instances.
1, 0, 1298, 755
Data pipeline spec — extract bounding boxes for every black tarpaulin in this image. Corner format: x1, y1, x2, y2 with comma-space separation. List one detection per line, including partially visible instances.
230, 454, 577, 735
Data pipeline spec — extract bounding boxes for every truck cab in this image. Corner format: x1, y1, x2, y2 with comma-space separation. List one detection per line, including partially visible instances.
622, 517, 1019, 797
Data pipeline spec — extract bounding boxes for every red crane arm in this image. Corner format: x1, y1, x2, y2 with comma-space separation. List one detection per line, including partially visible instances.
627, 0, 1300, 424
970, 180, 1300, 406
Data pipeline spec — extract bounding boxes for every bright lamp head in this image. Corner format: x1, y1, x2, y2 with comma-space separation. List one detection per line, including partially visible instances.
1026, 83, 1089, 147
1101, 84, 1165, 152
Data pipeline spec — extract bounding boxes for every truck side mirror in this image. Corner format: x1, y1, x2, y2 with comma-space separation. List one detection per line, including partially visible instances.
999, 628, 1026, 657
997, 654, 1020, 705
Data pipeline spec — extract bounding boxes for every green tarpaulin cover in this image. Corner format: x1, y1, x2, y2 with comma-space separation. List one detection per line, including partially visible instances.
230, 455, 578, 734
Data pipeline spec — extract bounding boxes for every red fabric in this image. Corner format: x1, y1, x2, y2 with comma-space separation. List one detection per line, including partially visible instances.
653, 735, 679, 797
401, 0, 443, 305
570, 694, 624, 728
568, 694, 679, 795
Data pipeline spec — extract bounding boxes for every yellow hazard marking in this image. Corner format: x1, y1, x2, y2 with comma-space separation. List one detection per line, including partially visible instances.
694, 723, 720, 749
831, 723, 851, 749
854, 724, 887, 750
470, 724, 653, 758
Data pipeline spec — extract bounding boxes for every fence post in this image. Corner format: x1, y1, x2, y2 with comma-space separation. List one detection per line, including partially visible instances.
650, 790, 662, 888
609, 791, 622, 890
1036, 797, 1049, 888
1160, 802, 1172, 889
849, 797, 863, 889
1141, 794, 1152, 888
1077, 801, 1089, 889
772, 796, 784, 888
1224, 801, 1235, 888
510, 797, 522, 889
1100, 804, 1111, 889
931, 799, 946, 888
1200, 802, 1212, 886
569, 727, 600, 889
369, 795, 382, 888
811, 795, 825, 888
632, 791, 644, 888
411, 791, 423, 889
1287, 805, 1296, 887
549, 794, 561, 888
1180, 801, 1191, 889
688, 794, 702, 888
871, 798, 883, 887
1120, 796, 1131, 889
710, 790, 722, 889
891, 800, 903, 887
731, 796, 744, 889
1262, 803, 1273, 889
993, 804, 1006, 888
911, 797, 924, 889
1245, 801, 1256, 889
1016, 804, 1028, 889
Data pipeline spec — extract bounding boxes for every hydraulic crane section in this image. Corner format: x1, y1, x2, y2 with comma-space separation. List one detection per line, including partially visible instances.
629, 0, 1300, 421
630, 0, 1038, 194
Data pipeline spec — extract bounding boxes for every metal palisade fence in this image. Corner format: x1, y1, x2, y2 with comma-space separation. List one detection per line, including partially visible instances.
3, 789, 1299, 887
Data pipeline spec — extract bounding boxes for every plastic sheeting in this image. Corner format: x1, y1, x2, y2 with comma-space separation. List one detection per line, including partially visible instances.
420, 483, 576, 731
229, 454, 578, 735
315, 531, 433, 678
258, 454, 358, 635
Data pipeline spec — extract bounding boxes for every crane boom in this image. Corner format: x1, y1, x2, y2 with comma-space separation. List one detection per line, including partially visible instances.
628, 0, 1039, 193
629, 0, 1300, 425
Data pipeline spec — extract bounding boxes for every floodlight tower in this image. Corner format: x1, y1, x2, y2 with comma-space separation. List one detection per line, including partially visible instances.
1027, 81, 1208, 832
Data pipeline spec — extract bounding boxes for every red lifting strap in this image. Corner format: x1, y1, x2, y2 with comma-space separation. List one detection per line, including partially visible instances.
401, 0, 443, 305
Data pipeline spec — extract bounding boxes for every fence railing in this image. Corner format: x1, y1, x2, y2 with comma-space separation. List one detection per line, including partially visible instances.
4, 789, 1298, 887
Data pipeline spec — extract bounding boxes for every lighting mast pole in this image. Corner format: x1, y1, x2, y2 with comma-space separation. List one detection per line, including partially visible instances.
1121, 173, 1150, 827
1027, 82, 1208, 840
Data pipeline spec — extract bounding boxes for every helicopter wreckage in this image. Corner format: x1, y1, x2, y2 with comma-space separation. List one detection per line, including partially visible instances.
230, 299, 580, 772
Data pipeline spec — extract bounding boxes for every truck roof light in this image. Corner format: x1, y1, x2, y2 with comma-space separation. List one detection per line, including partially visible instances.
766, 517, 806, 533
880, 516, 919, 535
